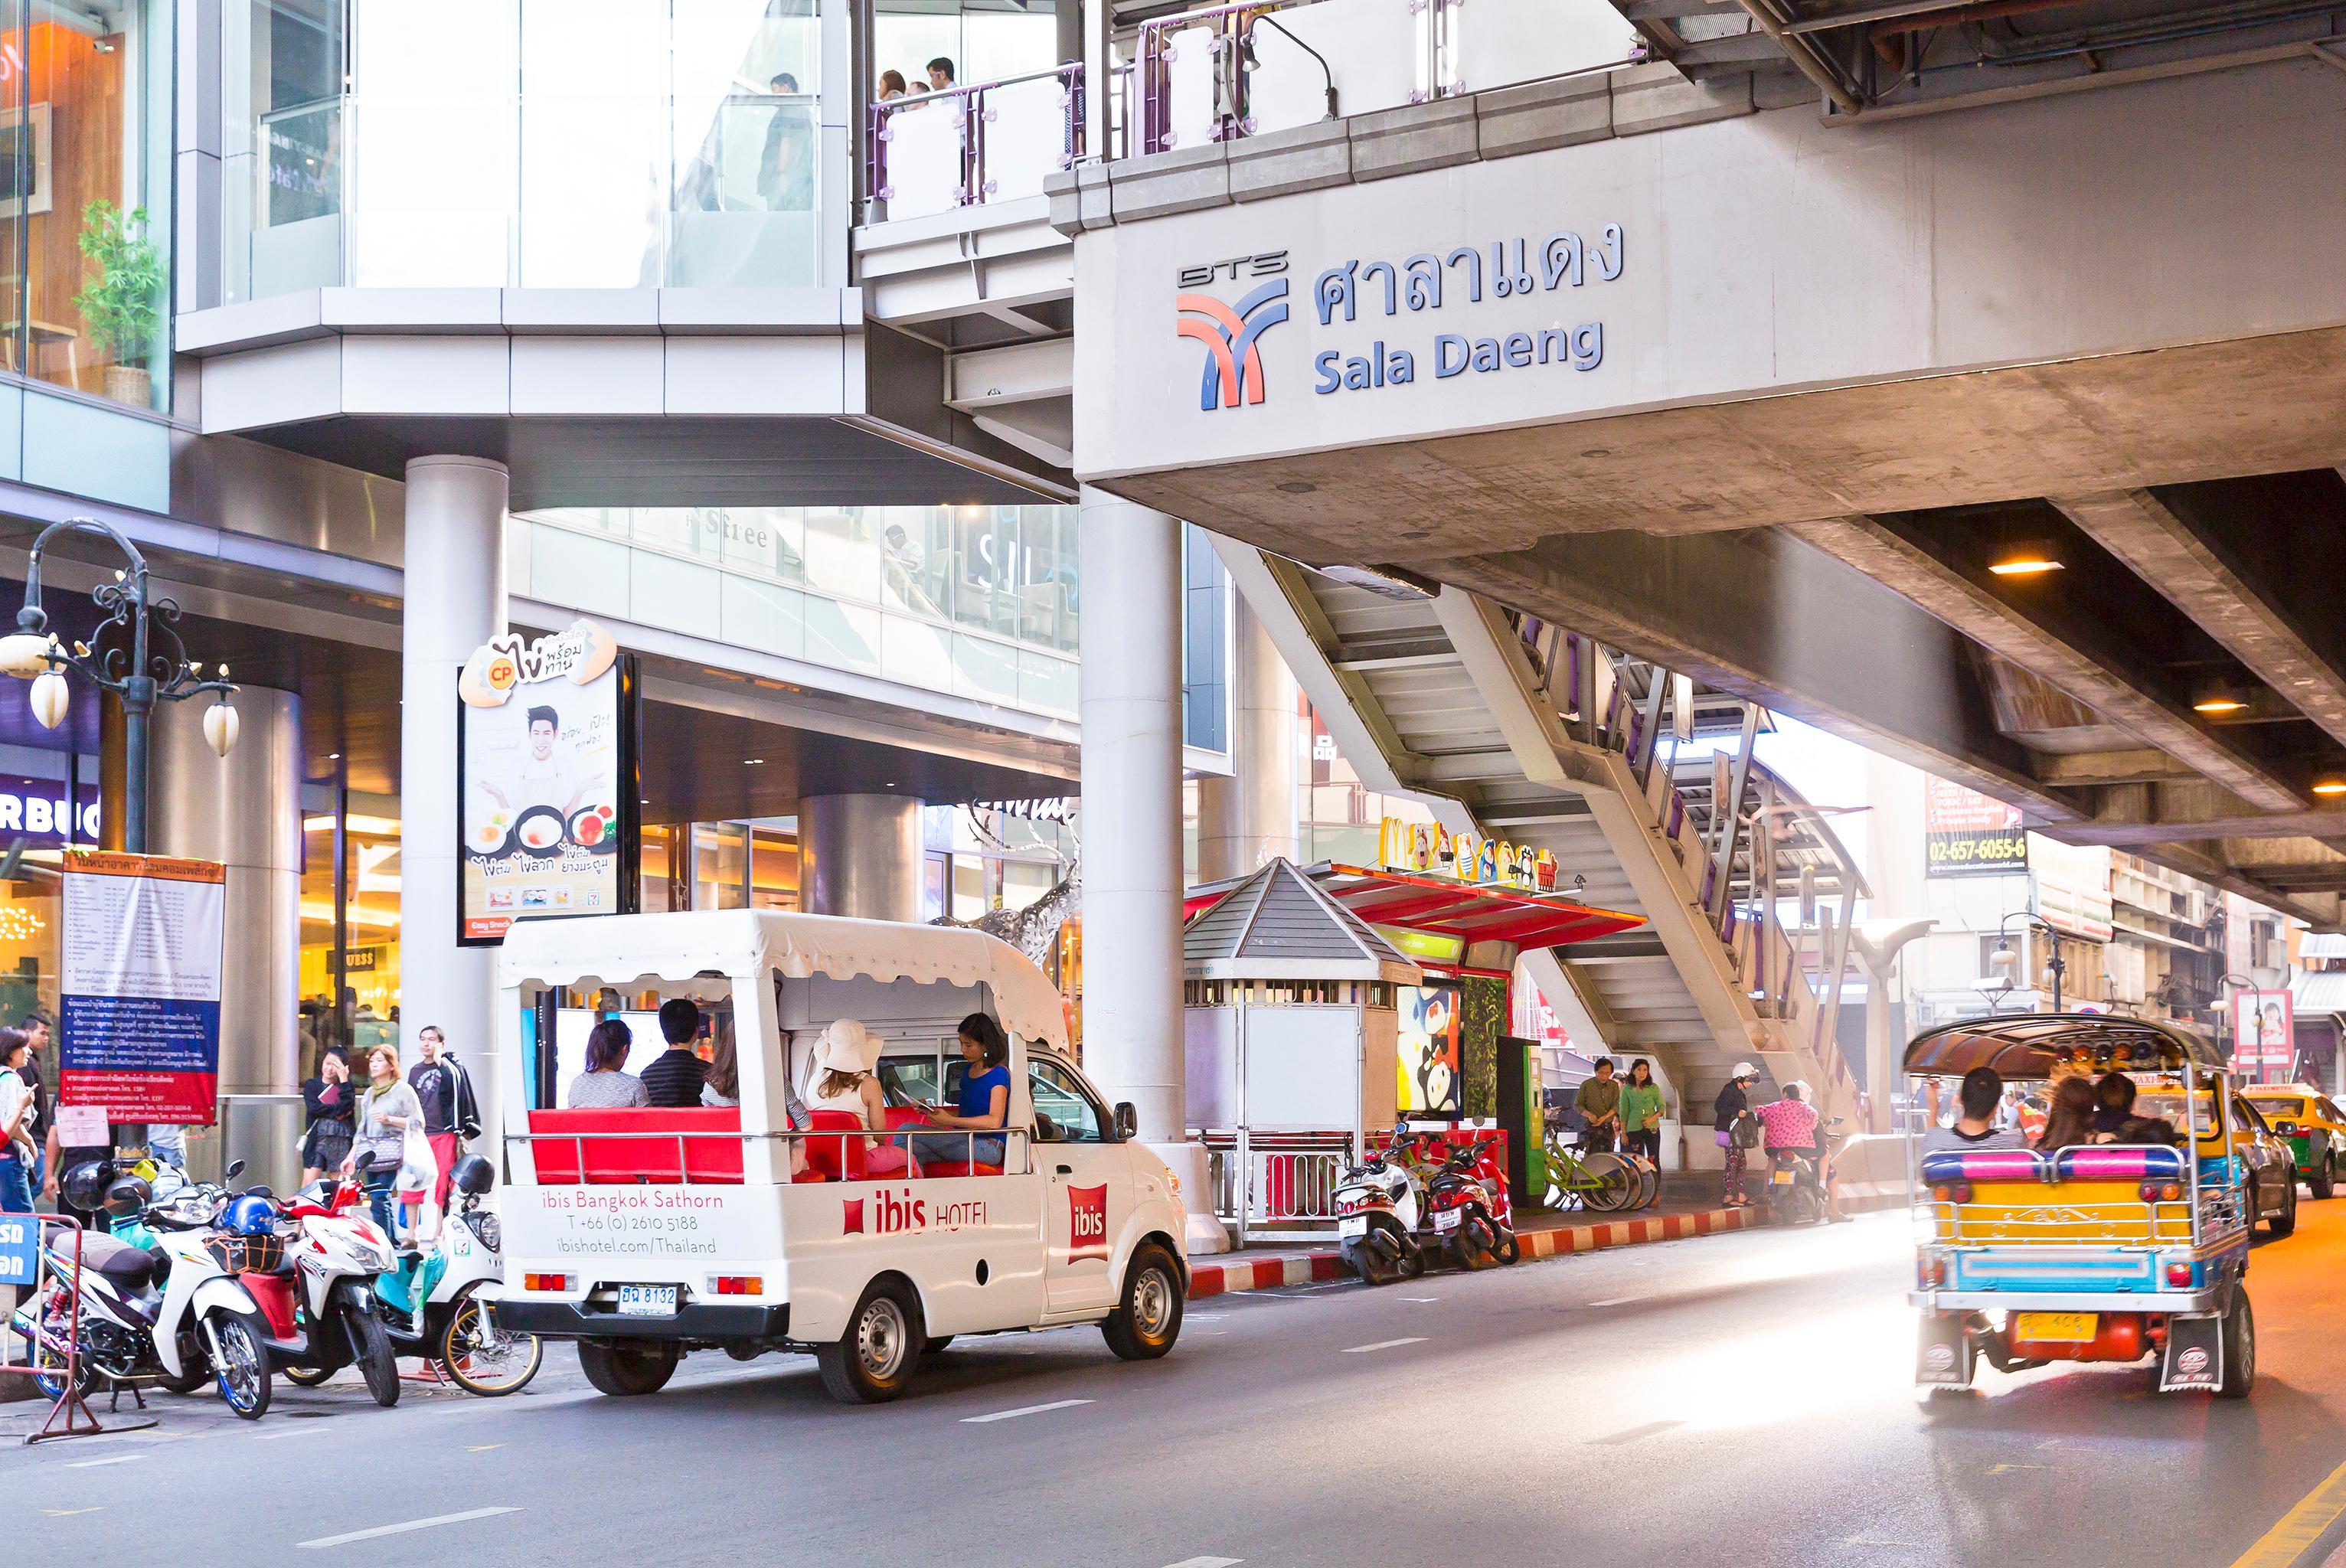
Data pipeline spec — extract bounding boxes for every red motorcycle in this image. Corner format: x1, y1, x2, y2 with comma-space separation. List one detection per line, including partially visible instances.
1422, 1135, 1520, 1270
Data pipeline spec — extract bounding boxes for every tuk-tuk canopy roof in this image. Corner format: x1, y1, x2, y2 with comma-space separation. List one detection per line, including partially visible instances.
1903, 1012, 2228, 1080
495, 909, 1070, 1053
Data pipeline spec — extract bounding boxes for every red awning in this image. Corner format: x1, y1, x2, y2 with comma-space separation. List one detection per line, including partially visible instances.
1184, 861, 1644, 950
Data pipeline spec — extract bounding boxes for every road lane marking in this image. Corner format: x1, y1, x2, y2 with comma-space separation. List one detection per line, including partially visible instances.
65, 1454, 143, 1468
44, 1508, 103, 1517
1164, 1558, 1243, 1567
1587, 1419, 1683, 1446
1400, 1297, 1441, 1302
468, 1444, 507, 1452
1340, 1338, 1427, 1354
299, 1508, 521, 1549
1987, 1464, 2047, 1475
252, 1430, 309, 1442
1587, 1295, 1649, 1308
2228, 1452, 2346, 1568
961, 1399, 1093, 1424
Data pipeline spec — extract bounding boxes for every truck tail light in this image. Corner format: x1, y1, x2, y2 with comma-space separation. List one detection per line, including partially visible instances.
2165, 1263, 2194, 1289
1918, 1256, 1947, 1288
1931, 1181, 1972, 1204
524, 1272, 574, 1293
2140, 1181, 2183, 1203
708, 1276, 763, 1296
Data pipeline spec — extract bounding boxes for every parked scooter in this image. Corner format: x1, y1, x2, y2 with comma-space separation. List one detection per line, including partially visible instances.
1336, 1123, 1429, 1285
11, 1169, 194, 1403
1425, 1135, 1520, 1269
253, 1159, 404, 1406
370, 1153, 541, 1396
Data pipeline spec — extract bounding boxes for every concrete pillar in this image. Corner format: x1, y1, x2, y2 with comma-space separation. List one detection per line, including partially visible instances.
800, 793, 924, 921
1196, 591, 1299, 884
1078, 486, 1226, 1253
400, 456, 508, 1135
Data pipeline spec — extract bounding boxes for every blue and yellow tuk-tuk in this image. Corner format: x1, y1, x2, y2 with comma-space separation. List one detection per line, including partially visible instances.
1905, 1014, 2256, 1399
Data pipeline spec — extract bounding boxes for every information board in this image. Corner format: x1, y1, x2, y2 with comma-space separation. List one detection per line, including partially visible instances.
1923, 776, 2028, 879
57, 850, 227, 1125
0, 1211, 38, 1287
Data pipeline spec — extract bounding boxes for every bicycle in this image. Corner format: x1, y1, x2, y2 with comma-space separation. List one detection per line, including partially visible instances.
1542, 1132, 1638, 1212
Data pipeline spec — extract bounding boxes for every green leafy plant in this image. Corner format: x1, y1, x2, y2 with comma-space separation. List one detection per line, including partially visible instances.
72, 200, 164, 366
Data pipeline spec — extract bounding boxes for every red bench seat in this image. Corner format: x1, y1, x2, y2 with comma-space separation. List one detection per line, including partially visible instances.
527, 1108, 744, 1184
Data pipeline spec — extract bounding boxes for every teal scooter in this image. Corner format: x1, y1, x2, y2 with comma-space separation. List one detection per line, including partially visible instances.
370, 1153, 541, 1396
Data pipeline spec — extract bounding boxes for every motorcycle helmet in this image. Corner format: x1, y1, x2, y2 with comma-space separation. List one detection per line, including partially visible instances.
449, 1153, 494, 1197
61, 1158, 115, 1214
102, 1174, 151, 1222
221, 1193, 278, 1237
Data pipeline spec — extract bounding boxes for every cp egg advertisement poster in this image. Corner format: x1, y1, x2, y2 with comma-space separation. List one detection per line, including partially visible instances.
456, 620, 636, 943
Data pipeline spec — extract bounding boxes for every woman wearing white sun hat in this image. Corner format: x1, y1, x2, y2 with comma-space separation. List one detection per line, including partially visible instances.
1713, 1061, 1762, 1209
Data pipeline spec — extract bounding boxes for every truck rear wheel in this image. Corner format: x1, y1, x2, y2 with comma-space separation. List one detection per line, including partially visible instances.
578, 1338, 681, 1396
1103, 1243, 1184, 1361
817, 1280, 923, 1403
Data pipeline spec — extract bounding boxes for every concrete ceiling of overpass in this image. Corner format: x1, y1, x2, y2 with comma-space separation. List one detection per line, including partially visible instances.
1111, 331, 2346, 925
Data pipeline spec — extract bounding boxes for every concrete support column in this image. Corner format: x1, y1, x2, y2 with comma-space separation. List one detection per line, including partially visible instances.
800, 793, 924, 921
400, 456, 508, 1136
1196, 590, 1299, 884
1077, 486, 1226, 1253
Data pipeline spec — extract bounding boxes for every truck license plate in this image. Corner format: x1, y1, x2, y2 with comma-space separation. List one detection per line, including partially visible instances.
1338, 1216, 1369, 1238
2015, 1311, 2097, 1342
617, 1285, 678, 1318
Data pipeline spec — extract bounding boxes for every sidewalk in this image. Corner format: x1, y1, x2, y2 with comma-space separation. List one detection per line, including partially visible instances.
1189, 1171, 1758, 1299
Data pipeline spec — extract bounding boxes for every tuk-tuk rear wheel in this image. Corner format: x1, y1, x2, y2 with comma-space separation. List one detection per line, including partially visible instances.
2216, 1291, 2256, 1399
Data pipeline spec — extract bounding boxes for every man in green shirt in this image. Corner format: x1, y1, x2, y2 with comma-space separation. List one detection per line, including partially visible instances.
1575, 1057, 1622, 1152
1618, 1058, 1666, 1166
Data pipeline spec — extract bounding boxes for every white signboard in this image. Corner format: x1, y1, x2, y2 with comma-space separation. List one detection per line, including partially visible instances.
57, 851, 227, 1125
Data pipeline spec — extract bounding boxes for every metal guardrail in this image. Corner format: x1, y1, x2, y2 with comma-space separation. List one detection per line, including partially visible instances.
866, 64, 1119, 222
1201, 1129, 1357, 1240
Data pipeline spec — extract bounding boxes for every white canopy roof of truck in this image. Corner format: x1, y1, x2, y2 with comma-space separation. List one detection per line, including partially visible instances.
495, 910, 1070, 1053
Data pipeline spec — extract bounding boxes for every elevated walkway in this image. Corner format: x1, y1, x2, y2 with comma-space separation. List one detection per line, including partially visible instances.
1219, 544, 1863, 1122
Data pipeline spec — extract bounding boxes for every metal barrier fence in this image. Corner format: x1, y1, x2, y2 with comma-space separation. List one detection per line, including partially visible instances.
1200, 1129, 1356, 1242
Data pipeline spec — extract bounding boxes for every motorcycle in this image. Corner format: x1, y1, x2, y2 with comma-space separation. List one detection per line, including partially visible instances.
1764, 1116, 1847, 1227
1335, 1122, 1429, 1285
1424, 1135, 1519, 1269
369, 1153, 542, 1396
253, 1160, 404, 1407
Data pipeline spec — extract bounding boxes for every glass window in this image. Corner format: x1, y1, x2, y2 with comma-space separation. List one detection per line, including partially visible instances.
1028, 1057, 1105, 1142
1183, 523, 1229, 753
877, 1049, 945, 1106
693, 821, 750, 910
347, 0, 518, 288
518, 0, 667, 288
748, 825, 798, 910
668, 0, 819, 286
15, 0, 171, 410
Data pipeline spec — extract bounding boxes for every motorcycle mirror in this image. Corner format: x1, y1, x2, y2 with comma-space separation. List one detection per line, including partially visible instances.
224, 1158, 246, 1181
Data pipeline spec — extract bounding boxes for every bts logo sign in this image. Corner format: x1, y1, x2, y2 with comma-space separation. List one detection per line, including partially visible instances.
1067, 1184, 1109, 1263
1175, 270, 1291, 413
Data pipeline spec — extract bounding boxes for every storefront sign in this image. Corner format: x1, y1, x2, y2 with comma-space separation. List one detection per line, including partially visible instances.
1923, 778, 2028, 878
457, 619, 639, 945
57, 850, 226, 1125
0, 776, 97, 841
2232, 990, 2295, 1080
1376, 816, 1555, 893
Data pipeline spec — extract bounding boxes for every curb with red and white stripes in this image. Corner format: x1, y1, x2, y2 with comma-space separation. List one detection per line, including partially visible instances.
1185, 1204, 1758, 1299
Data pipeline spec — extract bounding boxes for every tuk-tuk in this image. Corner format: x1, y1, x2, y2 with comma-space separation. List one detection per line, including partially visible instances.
1905, 1014, 2256, 1399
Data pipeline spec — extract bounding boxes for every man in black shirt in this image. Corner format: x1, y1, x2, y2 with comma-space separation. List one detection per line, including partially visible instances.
408, 1025, 481, 1209
640, 999, 708, 1108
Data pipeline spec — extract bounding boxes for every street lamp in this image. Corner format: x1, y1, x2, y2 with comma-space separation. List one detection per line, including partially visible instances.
2214, 970, 2256, 1073
1988, 910, 2065, 1013
0, 517, 238, 854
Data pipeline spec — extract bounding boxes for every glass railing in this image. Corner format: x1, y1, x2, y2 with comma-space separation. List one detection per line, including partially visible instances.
1132, 0, 1645, 154
865, 64, 1117, 223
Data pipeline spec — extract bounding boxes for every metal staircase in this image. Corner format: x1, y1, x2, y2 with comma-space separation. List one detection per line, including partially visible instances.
1217, 544, 1866, 1128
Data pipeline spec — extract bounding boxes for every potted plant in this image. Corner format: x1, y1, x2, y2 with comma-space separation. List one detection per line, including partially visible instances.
72, 200, 163, 406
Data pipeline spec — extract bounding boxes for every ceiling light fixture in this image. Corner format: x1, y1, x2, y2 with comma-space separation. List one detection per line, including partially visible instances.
1988, 542, 2063, 577
2192, 694, 2247, 715
2315, 780, 2346, 797
743, 758, 765, 766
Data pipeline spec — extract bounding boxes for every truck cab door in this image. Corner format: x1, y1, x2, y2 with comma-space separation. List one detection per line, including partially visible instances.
1031, 1054, 1128, 1316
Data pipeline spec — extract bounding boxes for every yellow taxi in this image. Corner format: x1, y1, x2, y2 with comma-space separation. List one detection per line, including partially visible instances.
2240, 1084, 2346, 1199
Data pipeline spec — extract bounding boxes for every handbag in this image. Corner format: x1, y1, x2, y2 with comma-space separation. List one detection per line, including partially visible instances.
1714, 1129, 1734, 1148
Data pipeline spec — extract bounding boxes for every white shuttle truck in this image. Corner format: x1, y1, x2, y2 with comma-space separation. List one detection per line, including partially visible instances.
493, 910, 1191, 1403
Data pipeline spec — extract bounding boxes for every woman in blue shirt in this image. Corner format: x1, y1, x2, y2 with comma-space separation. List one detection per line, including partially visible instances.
912, 1013, 1012, 1168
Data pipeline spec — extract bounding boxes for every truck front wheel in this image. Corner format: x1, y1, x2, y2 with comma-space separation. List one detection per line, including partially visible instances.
1103, 1244, 1184, 1361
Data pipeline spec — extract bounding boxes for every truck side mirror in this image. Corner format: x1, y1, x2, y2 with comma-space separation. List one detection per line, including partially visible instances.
1113, 1102, 1138, 1141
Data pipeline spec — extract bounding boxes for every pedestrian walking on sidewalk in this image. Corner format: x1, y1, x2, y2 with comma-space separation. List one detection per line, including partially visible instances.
407, 1024, 481, 1209
1619, 1059, 1665, 1166
1714, 1062, 1760, 1207
0, 1028, 36, 1214
1575, 1058, 1622, 1152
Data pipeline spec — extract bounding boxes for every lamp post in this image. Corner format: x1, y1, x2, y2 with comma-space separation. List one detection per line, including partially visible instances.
0, 517, 238, 854
2215, 971, 2256, 1075
1988, 910, 2065, 1014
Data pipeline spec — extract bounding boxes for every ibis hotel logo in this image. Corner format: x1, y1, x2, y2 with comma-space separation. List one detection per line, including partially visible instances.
1175, 251, 1290, 412
1067, 1184, 1109, 1263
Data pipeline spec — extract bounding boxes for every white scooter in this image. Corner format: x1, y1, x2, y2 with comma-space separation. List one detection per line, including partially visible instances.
1335, 1123, 1429, 1285
369, 1152, 542, 1396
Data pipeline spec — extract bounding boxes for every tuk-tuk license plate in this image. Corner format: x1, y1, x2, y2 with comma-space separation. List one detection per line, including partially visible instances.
2014, 1312, 2097, 1343
617, 1285, 678, 1318
1772, 1170, 1795, 1184
1338, 1216, 1369, 1238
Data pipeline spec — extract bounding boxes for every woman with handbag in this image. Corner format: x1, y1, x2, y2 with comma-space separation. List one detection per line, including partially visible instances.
1714, 1062, 1760, 1209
